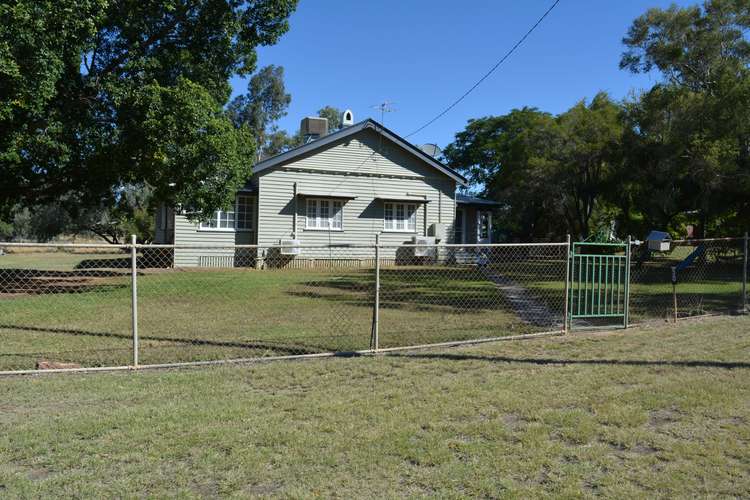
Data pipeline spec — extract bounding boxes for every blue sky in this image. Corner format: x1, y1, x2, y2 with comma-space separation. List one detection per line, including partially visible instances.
230, 0, 695, 148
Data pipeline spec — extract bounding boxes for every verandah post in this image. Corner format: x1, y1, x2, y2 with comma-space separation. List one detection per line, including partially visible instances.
563, 234, 571, 334
130, 234, 139, 368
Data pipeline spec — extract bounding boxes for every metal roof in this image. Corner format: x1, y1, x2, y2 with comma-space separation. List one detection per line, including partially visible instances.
456, 193, 501, 206
645, 230, 672, 241
252, 119, 468, 186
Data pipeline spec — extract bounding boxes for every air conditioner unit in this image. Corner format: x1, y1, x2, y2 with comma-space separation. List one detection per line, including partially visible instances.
428, 223, 446, 239
412, 236, 436, 257
279, 239, 301, 256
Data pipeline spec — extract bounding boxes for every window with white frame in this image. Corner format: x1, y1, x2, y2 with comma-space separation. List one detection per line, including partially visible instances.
199, 195, 254, 231
383, 202, 417, 232
305, 198, 343, 230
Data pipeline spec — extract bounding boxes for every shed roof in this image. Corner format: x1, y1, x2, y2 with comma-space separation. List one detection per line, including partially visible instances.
252, 119, 468, 186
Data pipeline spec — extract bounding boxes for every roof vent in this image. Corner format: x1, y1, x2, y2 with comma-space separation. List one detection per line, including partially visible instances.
419, 143, 442, 158
301, 117, 328, 143
341, 109, 354, 127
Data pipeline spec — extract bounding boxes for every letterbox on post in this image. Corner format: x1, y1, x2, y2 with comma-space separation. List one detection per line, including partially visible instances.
646, 230, 672, 252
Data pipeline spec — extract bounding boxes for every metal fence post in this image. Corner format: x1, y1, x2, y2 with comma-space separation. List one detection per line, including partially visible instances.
624, 236, 632, 329
130, 234, 139, 368
563, 234, 571, 334
371, 234, 381, 352
671, 266, 678, 323
743, 232, 748, 314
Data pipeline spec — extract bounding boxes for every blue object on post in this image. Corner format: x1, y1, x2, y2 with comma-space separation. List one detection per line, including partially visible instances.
672, 244, 706, 284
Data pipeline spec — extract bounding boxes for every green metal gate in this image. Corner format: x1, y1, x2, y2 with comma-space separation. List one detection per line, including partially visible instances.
568, 241, 631, 330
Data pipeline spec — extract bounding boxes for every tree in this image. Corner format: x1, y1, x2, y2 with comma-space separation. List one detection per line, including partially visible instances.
317, 105, 342, 131
226, 64, 292, 158
263, 129, 299, 157
266, 105, 344, 156
0, 0, 298, 223
0, 184, 155, 243
619, 0, 750, 236
621, 1, 750, 94
555, 93, 623, 238
444, 108, 565, 240
444, 95, 623, 240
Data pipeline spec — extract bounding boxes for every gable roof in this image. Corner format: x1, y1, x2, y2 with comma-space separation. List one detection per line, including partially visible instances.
252, 118, 468, 186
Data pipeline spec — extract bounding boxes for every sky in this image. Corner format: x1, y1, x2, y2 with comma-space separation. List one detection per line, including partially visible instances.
230, 0, 697, 149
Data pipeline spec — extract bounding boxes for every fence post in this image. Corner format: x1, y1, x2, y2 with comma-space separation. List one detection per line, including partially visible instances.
624, 236, 631, 329
371, 233, 381, 352
130, 234, 139, 368
563, 234, 571, 334
743, 232, 748, 314
671, 266, 678, 323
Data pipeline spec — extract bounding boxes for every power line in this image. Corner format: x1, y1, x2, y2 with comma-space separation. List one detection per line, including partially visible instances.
405, 0, 562, 139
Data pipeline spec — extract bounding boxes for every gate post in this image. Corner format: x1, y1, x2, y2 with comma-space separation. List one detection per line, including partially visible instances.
624, 236, 632, 329
563, 234, 571, 334
130, 234, 139, 368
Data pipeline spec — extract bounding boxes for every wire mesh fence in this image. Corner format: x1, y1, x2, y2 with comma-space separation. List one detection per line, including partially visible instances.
0, 244, 134, 370
377, 244, 568, 348
0, 236, 747, 373
629, 238, 746, 323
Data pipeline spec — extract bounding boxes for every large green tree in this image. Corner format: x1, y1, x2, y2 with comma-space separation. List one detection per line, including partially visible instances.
444, 94, 622, 240
443, 108, 560, 240
0, 0, 298, 222
226, 64, 291, 159
619, 0, 750, 236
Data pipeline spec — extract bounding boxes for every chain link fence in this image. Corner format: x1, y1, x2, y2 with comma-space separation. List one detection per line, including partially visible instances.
629, 238, 747, 323
0, 236, 747, 373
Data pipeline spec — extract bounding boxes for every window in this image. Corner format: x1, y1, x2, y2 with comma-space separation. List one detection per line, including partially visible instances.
199, 195, 254, 231
383, 202, 417, 232
306, 198, 344, 230
236, 195, 254, 230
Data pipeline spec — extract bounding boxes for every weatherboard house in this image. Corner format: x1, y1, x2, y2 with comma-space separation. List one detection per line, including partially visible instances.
155, 115, 498, 267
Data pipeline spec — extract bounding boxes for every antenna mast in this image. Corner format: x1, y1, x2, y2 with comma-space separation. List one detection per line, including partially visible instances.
371, 100, 396, 125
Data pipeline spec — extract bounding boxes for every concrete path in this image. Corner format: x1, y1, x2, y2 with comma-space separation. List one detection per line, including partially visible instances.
481, 268, 561, 328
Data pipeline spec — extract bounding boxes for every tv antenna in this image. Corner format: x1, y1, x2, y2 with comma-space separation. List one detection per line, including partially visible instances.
371, 100, 396, 125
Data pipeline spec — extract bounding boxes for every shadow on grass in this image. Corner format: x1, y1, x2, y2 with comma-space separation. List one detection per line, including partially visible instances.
386, 352, 750, 370
75, 253, 173, 270
290, 267, 535, 315
0, 269, 128, 295
631, 291, 742, 317
0, 323, 337, 357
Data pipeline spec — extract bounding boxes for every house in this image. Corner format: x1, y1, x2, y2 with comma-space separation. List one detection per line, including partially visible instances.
155, 116, 499, 267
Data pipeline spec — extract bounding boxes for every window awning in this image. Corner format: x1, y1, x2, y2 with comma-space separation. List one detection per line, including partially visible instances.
375, 195, 430, 203
296, 190, 357, 199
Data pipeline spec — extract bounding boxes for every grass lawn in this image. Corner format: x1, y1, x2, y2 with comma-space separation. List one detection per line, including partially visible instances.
0, 315, 748, 497
0, 250, 744, 370
1, 252, 565, 370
